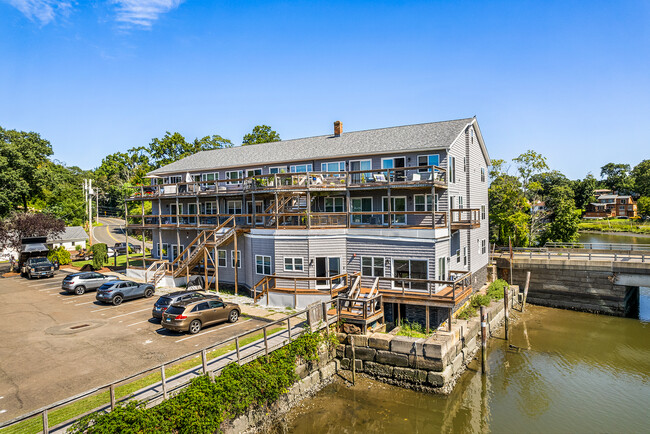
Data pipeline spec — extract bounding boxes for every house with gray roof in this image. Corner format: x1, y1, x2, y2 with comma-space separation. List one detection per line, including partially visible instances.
47, 226, 89, 250
125, 118, 490, 332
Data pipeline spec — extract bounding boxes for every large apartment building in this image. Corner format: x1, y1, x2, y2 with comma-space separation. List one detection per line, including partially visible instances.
125, 118, 490, 331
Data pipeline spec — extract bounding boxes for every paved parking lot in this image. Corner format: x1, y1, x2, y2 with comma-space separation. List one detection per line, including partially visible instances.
0, 271, 267, 421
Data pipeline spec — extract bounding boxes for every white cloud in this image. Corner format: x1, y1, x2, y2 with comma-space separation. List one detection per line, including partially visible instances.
5, 0, 73, 25
112, 0, 184, 28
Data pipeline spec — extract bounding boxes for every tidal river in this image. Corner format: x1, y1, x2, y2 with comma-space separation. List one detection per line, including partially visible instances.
276, 232, 650, 433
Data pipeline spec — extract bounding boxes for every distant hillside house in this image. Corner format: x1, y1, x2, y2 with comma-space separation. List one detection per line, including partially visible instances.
584, 195, 637, 219
47, 226, 89, 250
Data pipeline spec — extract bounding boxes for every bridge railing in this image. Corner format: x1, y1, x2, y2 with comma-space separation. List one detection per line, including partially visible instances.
493, 246, 648, 263
545, 242, 650, 252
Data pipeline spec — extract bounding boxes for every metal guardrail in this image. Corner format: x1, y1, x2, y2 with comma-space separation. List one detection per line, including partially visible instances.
545, 242, 650, 252
0, 301, 337, 434
494, 247, 648, 263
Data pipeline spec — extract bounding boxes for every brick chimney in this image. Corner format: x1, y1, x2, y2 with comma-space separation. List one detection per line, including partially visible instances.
334, 120, 342, 137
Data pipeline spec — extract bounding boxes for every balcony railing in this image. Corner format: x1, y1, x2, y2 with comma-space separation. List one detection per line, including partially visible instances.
127, 164, 447, 199
128, 210, 448, 230
450, 208, 481, 230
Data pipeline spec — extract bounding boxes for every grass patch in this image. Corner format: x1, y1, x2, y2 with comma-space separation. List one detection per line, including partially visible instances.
0, 326, 286, 433
71, 254, 152, 269
396, 320, 430, 338
579, 218, 650, 234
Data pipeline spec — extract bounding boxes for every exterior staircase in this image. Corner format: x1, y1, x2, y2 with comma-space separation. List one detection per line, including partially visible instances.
264, 194, 309, 227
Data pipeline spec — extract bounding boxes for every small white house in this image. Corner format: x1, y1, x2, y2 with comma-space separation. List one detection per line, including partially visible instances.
47, 226, 89, 251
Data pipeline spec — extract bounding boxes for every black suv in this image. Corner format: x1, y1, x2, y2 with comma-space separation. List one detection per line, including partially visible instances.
152, 291, 220, 319
113, 242, 142, 254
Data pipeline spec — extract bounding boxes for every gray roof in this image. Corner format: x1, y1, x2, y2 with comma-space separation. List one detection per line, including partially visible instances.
149, 118, 478, 176
47, 226, 89, 243
598, 195, 618, 200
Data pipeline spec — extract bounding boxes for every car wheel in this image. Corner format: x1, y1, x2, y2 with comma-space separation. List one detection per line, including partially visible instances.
75, 286, 86, 295
144, 288, 154, 298
189, 319, 202, 334
228, 310, 239, 323
112, 295, 123, 306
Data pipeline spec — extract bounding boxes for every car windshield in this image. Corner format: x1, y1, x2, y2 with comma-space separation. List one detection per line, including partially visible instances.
157, 297, 172, 306
31, 257, 49, 264
166, 306, 185, 315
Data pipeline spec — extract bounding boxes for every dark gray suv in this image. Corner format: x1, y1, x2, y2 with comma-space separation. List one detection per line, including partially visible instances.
62, 272, 119, 295
152, 291, 219, 320
96, 280, 155, 306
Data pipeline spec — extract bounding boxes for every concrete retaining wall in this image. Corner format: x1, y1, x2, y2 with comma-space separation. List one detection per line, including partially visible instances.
335, 292, 513, 394
496, 258, 640, 316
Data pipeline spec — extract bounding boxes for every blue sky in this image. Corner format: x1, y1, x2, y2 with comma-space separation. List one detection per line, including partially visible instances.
1, 0, 649, 179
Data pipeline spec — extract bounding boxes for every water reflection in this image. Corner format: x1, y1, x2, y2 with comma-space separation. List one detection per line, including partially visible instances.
279, 305, 650, 433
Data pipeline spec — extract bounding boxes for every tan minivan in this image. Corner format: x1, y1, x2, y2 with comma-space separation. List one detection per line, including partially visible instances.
161, 299, 240, 334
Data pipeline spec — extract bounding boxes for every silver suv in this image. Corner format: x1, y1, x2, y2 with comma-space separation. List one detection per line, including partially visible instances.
62, 272, 119, 295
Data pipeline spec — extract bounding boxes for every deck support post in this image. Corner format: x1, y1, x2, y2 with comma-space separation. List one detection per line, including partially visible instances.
306, 191, 311, 229
252, 192, 256, 228
203, 250, 208, 290
214, 247, 219, 293
274, 189, 279, 229
447, 308, 452, 332
233, 232, 238, 295
425, 305, 430, 334
387, 185, 392, 228
397, 302, 401, 325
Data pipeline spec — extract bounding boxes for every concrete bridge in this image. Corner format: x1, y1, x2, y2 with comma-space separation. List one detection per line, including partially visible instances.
493, 246, 650, 317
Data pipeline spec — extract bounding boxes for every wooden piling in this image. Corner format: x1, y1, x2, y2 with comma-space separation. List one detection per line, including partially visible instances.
504, 285, 509, 340
351, 335, 356, 385
522, 271, 531, 312
480, 305, 487, 373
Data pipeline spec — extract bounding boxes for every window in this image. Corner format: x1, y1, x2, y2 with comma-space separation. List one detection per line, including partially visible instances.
437, 257, 446, 281
456, 249, 461, 263
449, 156, 456, 183
417, 155, 440, 172
393, 259, 427, 290
477, 239, 481, 255
381, 157, 406, 181
226, 171, 243, 184
246, 200, 263, 224
158, 243, 168, 259
325, 197, 345, 213
256, 255, 271, 275
414, 194, 435, 212
284, 257, 304, 271
349, 160, 372, 184
231, 250, 241, 268
203, 201, 217, 215
481, 205, 486, 220
168, 175, 182, 184
217, 250, 227, 267
351, 197, 372, 224
269, 166, 287, 174
361, 257, 384, 277
458, 196, 464, 209
321, 162, 345, 172
481, 239, 487, 255
209, 300, 225, 309
227, 200, 242, 214
201, 172, 217, 182
290, 164, 313, 173
480, 167, 486, 182
382, 196, 406, 225
246, 168, 262, 177
192, 302, 210, 312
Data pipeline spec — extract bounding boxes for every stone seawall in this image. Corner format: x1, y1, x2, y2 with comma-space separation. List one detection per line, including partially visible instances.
335, 292, 514, 394
224, 346, 338, 433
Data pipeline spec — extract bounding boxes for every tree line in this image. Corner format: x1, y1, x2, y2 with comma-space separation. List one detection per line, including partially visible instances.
489, 151, 650, 247
0, 124, 280, 250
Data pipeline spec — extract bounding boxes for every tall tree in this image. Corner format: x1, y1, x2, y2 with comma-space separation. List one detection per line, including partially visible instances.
0, 212, 65, 253
600, 163, 633, 194
0, 127, 53, 215
540, 185, 580, 243
632, 159, 650, 197
488, 174, 530, 247
148, 132, 232, 169
513, 150, 549, 200
572, 174, 597, 210
242, 125, 281, 146
637, 197, 650, 218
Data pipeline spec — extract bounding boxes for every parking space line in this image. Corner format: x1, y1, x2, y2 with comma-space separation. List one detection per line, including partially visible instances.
174, 319, 252, 343
127, 319, 152, 327
28, 281, 61, 287
39, 287, 61, 292
108, 308, 152, 319
74, 300, 100, 306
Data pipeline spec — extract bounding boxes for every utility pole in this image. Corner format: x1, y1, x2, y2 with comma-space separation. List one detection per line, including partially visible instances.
84, 179, 94, 246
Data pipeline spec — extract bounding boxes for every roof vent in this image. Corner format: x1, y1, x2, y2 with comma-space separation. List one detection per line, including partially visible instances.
334, 121, 342, 137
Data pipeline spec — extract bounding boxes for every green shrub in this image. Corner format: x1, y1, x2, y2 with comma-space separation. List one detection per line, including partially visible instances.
472, 294, 492, 308
48, 246, 71, 265
90, 243, 108, 270
75, 245, 82, 251
396, 320, 429, 338
69, 330, 330, 434
486, 279, 508, 300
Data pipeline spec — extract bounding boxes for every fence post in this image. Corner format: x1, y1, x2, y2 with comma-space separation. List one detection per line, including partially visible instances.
264, 327, 269, 359
589, 251, 592, 261
202, 349, 208, 375
614, 252, 618, 261
161, 365, 168, 400
568, 251, 571, 260
322, 301, 329, 334
110, 384, 116, 410
235, 336, 241, 364
287, 317, 292, 342
42, 409, 49, 434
